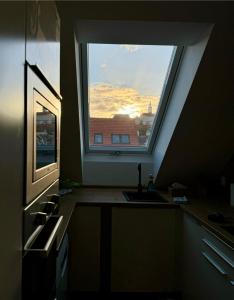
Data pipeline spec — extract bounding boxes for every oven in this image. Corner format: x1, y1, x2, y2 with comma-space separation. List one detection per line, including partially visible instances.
24, 59, 63, 300
26, 64, 61, 205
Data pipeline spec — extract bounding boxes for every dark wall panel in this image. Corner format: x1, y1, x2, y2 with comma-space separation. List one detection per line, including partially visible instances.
0, 2, 25, 299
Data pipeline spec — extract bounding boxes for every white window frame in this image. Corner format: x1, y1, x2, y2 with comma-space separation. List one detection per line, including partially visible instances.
80, 43, 183, 155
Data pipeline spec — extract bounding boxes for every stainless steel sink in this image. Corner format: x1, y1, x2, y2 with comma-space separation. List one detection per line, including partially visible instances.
123, 191, 168, 203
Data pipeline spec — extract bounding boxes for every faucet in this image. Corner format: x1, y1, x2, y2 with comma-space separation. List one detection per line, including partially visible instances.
137, 163, 143, 193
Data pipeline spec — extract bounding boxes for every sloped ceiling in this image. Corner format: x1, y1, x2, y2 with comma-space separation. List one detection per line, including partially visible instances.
155, 19, 234, 187
57, 1, 234, 186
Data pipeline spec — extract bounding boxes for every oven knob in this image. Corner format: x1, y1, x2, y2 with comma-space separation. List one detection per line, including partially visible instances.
47, 194, 60, 204
30, 212, 48, 225
42, 201, 56, 214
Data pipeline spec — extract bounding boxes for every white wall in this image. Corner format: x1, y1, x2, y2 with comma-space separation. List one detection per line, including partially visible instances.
83, 154, 153, 187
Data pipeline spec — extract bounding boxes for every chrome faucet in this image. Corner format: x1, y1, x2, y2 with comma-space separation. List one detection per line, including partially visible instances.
137, 163, 143, 193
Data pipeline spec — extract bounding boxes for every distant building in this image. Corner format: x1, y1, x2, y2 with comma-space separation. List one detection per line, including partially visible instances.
89, 114, 139, 146
89, 102, 155, 147
136, 102, 155, 145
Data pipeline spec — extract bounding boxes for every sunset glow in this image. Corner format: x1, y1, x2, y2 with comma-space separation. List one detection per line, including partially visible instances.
117, 105, 140, 118
88, 43, 174, 119
89, 83, 159, 118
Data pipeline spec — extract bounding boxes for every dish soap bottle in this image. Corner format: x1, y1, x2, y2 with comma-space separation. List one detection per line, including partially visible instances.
147, 174, 155, 192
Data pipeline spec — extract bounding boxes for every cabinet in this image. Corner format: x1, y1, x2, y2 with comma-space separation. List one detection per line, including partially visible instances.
111, 207, 177, 292
26, 1, 60, 93
182, 213, 234, 300
68, 206, 101, 292
69, 206, 178, 294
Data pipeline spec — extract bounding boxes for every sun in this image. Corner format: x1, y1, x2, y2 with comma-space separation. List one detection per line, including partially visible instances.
117, 105, 140, 118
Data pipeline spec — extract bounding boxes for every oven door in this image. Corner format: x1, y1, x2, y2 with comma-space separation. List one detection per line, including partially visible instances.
26, 65, 61, 204
23, 216, 63, 300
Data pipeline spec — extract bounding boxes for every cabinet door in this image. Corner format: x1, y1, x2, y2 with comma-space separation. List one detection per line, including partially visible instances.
111, 208, 177, 292
182, 214, 204, 300
68, 207, 101, 292
182, 214, 234, 300
26, 1, 60, 93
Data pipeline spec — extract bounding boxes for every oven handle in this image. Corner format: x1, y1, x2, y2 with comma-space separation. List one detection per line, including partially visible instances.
24, 216, 63, 257
27, 61, 62, 100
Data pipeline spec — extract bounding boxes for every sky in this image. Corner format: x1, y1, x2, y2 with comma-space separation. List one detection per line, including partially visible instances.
88, 43, 174, 118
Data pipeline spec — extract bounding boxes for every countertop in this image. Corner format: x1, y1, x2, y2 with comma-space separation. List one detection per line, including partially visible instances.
58, 187, 234, 249
65, 187, 178, 208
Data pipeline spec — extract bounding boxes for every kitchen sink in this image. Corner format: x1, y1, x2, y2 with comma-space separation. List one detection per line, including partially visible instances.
123, 191, 168, 203
220, 225, 234, 236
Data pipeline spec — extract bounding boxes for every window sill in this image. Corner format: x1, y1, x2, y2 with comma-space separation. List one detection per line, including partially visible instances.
83, 152, 153, 164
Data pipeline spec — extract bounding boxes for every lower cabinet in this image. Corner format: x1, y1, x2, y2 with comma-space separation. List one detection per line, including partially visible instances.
111, 207, 177, 292
68, 206, 101, 292
182, 213, 234, 300
68, 206, 178, 293
68, 205, 233, 298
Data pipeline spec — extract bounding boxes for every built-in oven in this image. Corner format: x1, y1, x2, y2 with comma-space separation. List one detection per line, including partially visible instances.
26, 64, 61, 204
23, 62, 64, 299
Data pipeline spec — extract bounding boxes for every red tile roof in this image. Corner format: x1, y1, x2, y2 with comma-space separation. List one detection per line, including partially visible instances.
89, 115, 139, 146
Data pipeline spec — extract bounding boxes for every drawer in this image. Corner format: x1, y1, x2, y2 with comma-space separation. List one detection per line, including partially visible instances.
201, 225, 234, 286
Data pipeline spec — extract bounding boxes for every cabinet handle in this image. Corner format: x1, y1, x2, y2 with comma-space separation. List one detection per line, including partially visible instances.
24, 216, 63, 256
202, 251, 228, 276
201, 225, 234, 251
202, 238, 234, 269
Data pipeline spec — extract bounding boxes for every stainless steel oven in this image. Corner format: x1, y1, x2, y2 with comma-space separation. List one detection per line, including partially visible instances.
26, 64, 61, 204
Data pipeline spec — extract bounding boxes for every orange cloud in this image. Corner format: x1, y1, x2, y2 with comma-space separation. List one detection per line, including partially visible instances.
120, 45, 143, 53
89, 83, 160, 118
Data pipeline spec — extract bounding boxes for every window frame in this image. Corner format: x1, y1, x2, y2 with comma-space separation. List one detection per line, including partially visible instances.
80, 43, 183, 155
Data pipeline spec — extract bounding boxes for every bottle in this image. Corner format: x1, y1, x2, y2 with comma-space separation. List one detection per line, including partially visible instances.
147, 174, 155, 192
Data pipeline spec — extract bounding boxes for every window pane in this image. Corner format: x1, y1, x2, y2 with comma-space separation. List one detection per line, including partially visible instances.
36, 102, 56, 169
94, 133, 103, 144
121, 134, 130, 144
112, 134, 120, 144
88, 43, 175, 148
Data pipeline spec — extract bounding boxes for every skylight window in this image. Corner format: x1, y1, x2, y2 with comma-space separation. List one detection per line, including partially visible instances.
82, 43, 181, 153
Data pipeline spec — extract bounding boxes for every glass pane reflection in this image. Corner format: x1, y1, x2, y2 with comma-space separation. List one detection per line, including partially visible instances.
36, 102, 56, 169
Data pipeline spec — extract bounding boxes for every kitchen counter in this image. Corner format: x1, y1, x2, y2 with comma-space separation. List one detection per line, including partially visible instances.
181, 195, 234, 249
64, 187, 179, 208
59, 187, 234, 249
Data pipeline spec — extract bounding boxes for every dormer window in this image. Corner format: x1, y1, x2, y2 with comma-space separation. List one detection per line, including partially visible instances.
81, 43, 182, 153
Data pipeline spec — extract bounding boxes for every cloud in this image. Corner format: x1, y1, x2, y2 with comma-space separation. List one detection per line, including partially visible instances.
120, 45, 143, 53
100, 63, 107, 69
89, 83, 160, 118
